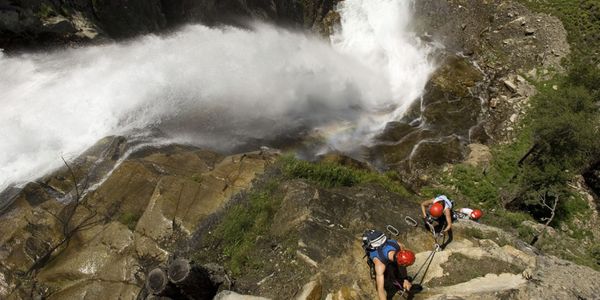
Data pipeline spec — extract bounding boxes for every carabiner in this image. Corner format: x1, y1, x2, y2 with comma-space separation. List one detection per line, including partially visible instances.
386, 224, 400, 236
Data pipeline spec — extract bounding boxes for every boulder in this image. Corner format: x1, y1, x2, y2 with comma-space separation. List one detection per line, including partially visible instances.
37, 222, 138, 287
503, 79, 518, 93
295, 280, 322, 300
42, 16, 76, 35
464, 143, 492, 168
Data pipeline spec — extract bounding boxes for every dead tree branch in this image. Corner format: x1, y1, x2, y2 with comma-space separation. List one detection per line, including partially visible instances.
27, 157, 99, 275
530, 189, 559, 246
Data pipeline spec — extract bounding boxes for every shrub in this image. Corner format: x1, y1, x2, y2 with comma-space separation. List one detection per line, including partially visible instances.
214, 181, 280, 275
280, 155, 411, 197
118, 212, 142, 230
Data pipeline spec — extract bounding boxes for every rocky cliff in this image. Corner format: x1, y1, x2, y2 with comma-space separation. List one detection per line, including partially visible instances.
2, 138, 599, 299
0, 0, 339, 51
0, 136, 279, 299
1, 0, 599, 299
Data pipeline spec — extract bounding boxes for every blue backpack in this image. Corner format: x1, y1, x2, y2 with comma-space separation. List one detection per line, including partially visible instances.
362, 230, 399, 278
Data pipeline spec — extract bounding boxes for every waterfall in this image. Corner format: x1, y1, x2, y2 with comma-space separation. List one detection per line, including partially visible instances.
0, 0, 434, 193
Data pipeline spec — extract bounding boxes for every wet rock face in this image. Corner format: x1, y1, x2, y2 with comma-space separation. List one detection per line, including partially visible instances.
369, 0, 571, 178
370, 54, 483, 173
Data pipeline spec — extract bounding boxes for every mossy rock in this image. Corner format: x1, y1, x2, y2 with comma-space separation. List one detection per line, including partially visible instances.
420, 55, 483, 136
425, 55, 483, 101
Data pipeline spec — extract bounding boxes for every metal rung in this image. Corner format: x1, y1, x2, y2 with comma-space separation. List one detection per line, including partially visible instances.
405, 216, 418, 227
386, 224, 399, 236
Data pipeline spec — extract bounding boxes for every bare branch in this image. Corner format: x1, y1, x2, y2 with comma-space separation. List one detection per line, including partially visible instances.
61, 156, 80, 203
41, 207, 66, 226
27, 157, 95, 275
530, 189, 559, 246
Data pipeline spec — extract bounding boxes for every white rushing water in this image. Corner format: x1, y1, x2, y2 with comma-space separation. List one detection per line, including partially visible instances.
0, 0, 434, 192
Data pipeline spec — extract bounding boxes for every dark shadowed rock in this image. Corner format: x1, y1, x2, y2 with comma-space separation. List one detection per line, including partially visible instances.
92, 0, 166, 38
0, 0, 341, 51
584, 160, 600, 208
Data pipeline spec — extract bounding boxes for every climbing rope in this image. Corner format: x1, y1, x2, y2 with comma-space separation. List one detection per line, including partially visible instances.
411, 247, 436, 284
410, 222, 445, 286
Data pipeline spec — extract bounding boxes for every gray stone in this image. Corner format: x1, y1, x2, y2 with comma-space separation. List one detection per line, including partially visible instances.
503, 79, 518, 93
44, 18, 76, 34
489, 98, 498, 109
525, 28, 536, 35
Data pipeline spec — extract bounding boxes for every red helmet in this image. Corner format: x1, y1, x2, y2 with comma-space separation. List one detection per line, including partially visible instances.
429, 203, 444, 218
470, 209, 483, 220
396, 250, 416, 267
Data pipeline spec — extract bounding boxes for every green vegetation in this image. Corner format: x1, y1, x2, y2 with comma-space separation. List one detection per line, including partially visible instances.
420, 1, 600, 268
118, 212, 142, 230
518, 0, 600, 60
196, 155, 414, 275
38, 3, 57, 18
191, 174, 203, 183
280, 155, 411, 198
208, 180, 282, 275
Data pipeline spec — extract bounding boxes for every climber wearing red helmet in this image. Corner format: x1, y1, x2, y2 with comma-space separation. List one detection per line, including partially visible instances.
362, 230, 415, 300
421, 195, 454, 233
458, 208, 484, 221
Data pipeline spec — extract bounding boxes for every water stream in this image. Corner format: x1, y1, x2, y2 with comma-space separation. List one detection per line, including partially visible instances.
0, 0, 434, 193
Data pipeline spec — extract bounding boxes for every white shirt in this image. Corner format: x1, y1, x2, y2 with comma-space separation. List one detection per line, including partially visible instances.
434, 195, 453, 209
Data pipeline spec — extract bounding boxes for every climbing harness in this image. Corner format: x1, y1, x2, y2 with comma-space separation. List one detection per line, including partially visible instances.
425, 220, 445, 249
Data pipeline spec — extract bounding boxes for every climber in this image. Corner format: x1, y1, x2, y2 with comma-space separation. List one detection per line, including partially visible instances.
421, 195, 456, 249
421, 195, 454, 233
362, 229, 415, 300
456, 207, 484, 221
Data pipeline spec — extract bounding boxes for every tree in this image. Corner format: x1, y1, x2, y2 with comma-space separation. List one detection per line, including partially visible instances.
515, 62, 599, 223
